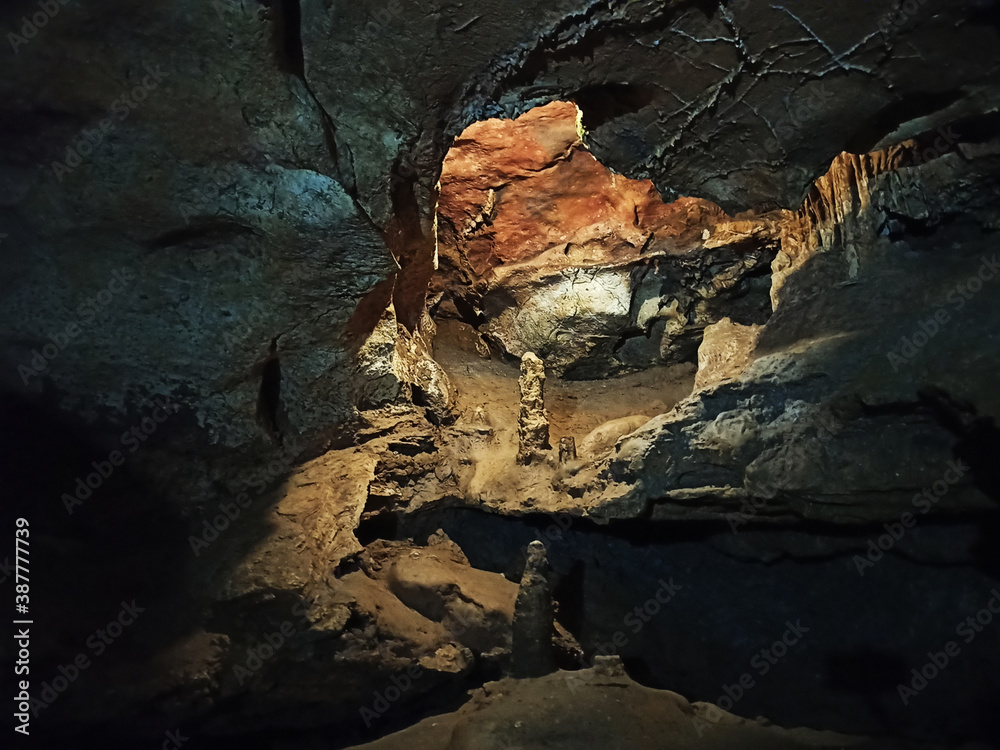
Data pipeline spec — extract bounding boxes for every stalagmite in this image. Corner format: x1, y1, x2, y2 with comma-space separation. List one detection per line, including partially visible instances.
516, 351, 550, 465
558, 436, 577, 463
511, 540, 555, 678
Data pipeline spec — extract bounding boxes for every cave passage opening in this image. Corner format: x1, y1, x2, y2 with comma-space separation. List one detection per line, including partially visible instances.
419, 100, 778, 450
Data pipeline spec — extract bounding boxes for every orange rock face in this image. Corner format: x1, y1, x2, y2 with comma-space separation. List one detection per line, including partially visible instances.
434, 101, 777, 377
436, 101, 726, 286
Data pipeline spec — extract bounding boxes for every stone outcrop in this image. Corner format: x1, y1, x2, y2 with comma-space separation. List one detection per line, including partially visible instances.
578, 414, 653, 460
694, 317, 763, 391
344, 661, 922, 750
558, 436, 577, 464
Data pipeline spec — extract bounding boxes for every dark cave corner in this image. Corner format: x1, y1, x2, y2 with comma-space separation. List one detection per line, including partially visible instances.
256, 337, 283, 445
264, 0, 305, 79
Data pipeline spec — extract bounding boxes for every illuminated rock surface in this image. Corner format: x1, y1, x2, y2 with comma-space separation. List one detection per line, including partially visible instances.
3, 1, 1000, 748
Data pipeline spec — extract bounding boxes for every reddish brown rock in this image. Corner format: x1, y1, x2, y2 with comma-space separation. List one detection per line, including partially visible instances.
434, 101, 772, 376
436, 101, 728, 287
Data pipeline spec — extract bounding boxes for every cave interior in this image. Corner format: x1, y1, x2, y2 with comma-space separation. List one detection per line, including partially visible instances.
2, 1, 1000, 748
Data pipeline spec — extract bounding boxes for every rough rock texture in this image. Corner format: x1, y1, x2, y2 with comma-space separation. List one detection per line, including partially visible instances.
356, 307, 456, 424
510, 540, 555, 678
516, 351, 550, 465
3, 0, 1000, 499
578, 414, 653, 460
435, 100, 777, 376
558, 435, 578, 463
345, 659, 929, 750
694, 317, 763, 391
4, 1, 1000, 748
0, 0, 403, 505
562, 136, 1000, 525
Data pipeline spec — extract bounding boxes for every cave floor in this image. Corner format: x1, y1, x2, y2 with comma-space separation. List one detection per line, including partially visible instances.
433, 318, 697, 446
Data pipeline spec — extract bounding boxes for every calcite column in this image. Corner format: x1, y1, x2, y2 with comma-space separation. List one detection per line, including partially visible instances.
516, 352, 550, 465
511, 540, 555, 678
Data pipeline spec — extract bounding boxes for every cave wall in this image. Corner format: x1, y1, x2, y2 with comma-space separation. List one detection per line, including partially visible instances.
2, 2, 1000, 748
3, 0, 999, 500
